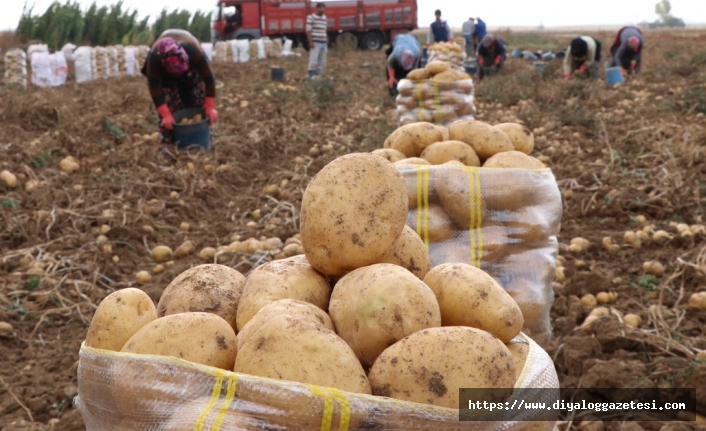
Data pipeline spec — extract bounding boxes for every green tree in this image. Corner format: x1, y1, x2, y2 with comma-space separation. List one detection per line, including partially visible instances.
653, 0, 685, 28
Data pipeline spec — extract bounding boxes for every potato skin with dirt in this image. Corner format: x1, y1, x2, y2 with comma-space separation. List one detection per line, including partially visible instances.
300, 153, 408, 278
371, 148, 407, 163
157, 264, 246, 331
420, 140, 481, 167
368, 326, 516, 408
85, 287, 158, 351
383, 122, 446, 158
495, 123, 535, 155
235, 254, 331, 331
448, 120, 514, 161
423, 262, 523, 342
234, 314, 371, 395
377, 225, 431, 279
482, 151, 546, 170
328, 263, 441, 367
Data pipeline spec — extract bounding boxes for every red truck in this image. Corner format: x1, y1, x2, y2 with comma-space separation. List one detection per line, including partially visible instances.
211, 0, 418, 51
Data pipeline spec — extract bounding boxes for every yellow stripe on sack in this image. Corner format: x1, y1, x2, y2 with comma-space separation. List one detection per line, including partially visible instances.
195, 375, 224, 431
472, 167, 483, 267
329, 388, 352, 431
416, 168, 423, 240
423, 166, 430, 246
309, 385, 334, 431
415, 83, 425, 122
212, 375, 238, 431
432, 81, 442, 124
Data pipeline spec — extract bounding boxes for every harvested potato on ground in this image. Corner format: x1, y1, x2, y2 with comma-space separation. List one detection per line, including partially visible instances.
377, 225, 431, 279
368, 326, 516, 408
482, 151, 546, 169
420, 140, 481, 167
235, 254, 331, 331
152, 245, 174, 263
121, 312, 237, 370
234, 315, 371, 394
406, 203, 459, 242
328, 263, 441, 367
85, 288, 158, 351
300, 153, 408, 278
236, 298, 334, 351
157, 264, 246, 332
495, 123, 535, 155
371, 148, 407, 163
424, 60, 450, 75
423, 263, 523, 342
435, 167, 487, 228
448, 120, 514, 161
383, 122, 446, 158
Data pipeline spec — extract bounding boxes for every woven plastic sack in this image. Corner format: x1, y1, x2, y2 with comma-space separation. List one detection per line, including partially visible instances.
124, 46, 137, 76
396, 78, 476, 127
48, 52, 68, 86
92, 47, 109, 79
4, 48, 28, 88
396, 164, 562, 346
214, 41, 229, 63
106, 46, 119, 77
235, 40, 250, 62
201, 42, 214, 62
30, 51, 53, 87
136, 45, 150, 71
75, 332, 557, 431
73, 47, 93, 83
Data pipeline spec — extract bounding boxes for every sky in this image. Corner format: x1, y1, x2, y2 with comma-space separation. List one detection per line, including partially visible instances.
2, 0, 704, 32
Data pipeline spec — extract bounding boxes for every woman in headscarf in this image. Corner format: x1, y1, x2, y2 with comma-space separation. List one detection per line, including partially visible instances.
563, 36, 602, 79
608, 26, 644, 75
385, 33, 421, 95
477, 34, 507, 80
141, 29, 218, 158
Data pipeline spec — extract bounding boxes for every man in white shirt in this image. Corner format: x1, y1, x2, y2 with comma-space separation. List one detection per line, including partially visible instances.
462, 17, 475, 57
306, 3, 328, 79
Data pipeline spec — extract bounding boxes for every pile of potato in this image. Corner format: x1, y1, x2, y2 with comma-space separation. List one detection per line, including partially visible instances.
427, 42, 466, 71
4, 48, 28, 88
178, 114, 204, 125
213, 41, 229, 63
396, 60, 476, 126
374, 120, 562, 344
79, 151, 559, 429
115, 45, 126, 77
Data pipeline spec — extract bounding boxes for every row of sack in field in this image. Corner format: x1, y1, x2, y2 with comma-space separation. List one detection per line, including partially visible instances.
3, 37, 295, 88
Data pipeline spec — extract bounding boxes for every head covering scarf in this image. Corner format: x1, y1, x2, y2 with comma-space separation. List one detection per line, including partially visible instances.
400, 50, 415, 70
570, 37, 588, 58
156, 37, 189, 76
627, 36, 640, 51
482, 34, 496, 48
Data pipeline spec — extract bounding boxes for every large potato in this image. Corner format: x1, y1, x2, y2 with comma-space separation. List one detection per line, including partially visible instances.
406, 203, 458, 243
85, 287, 157, 352
371, 148, 407, 163
394, 157, 431, 166
235, 254, 331, 331
495, 123, 535, 154
236, 298, 334, 351
377, 225, 431, 279
368, 326, 516, 408
157, 264, 246, 332
406, 68, 432, 80
423, 262, 524, 342
448, 120, 514, 161
328, 263, 441, 367
234, 315, 371, 395
300, 153, 408, 278
121, 312, 237, 370
424, 60, 450, 75
435, 167, 487, 228
482, 151, 546, 169
383, 122, 446, 158
420, 140, 481, 167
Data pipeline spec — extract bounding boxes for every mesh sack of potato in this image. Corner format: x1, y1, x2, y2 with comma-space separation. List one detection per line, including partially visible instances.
262, 38, 276, 58
427, 42, 466, 72
73, 46, 93, 83
213, 41, 229, 63
115, 45, 126, 77
4, 48, 28, 88
106, 46, 119, 77
123, 46, 137, 76
76, 330, 557, 430
136, 45, 150, 70
30, 50, 53, 87
273, 38, 283, 57
91, 47, 108, 79
386, 121, 562, 346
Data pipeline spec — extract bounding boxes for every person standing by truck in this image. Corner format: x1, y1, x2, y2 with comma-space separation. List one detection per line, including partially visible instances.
426, 9, 452, 47
306, 2, 328, 79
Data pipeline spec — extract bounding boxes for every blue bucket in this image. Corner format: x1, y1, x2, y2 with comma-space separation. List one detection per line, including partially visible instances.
533, 61, 546, 70
464, 58, 479, 75
606, 67, 625, 87
172, 108, 211, 151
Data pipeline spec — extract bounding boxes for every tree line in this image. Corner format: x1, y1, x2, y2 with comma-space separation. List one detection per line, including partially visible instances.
15, 1, 212, 50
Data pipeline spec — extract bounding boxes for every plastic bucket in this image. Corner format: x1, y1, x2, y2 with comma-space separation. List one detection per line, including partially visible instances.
606, 67, 625, 87
464, 58, 479, 75
533, 61, 546, 70
271, 67, 285, 82
172, 108, 211, 151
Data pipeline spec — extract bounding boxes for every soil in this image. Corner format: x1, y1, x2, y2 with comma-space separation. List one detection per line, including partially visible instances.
1, 30, 706, 431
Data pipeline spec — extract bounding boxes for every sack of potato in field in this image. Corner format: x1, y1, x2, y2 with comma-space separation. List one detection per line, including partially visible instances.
136, 45, 150, 70
213, 41, 229, 63
107, 46, 119, 77
379, 120, 562, 345
115, 45, 126, 77
4, 48, 28, 88
92, 47, 108, 79
30, 50, 53, 87
428, 41, 466, 72
73, 46, 93, 84
123, 46, 137, 76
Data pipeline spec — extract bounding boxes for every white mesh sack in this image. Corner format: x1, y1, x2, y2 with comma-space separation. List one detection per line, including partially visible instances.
4, 48, 28, 88
396, 79, 476, 127
73, 46, 93, 83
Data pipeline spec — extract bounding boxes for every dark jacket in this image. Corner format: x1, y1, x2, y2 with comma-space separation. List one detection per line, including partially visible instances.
474, 21, 487, 41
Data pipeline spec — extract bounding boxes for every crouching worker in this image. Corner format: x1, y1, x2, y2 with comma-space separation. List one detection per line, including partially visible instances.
385, 33, 421, 96
563, 36, 602, 79
608, 26, 643, 76
141, 29, 218, 161
477, 34, 506, 80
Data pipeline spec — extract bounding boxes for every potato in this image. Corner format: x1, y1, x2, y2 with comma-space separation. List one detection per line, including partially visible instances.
420, 140, 481, 166
506, 339, 530, 383
371, 148, 407, 163
299, 153, 408, 278
406, 68, 432, 80
436, 125, 450, 141
236, 298, 334, 351
423, 262, 523, 342
383, 122, 446, 158
424, 60, 450, 75
448, 120, 514, 161
235, 255, 330, 330
368, 326, 516, 408
394, 157, 431, 166
152, 245, 174, 263
482, 151, 546, 169
406, 203, 458, 242
435, 167, 487, 228
328, 263, 441, 367
478, 169, 534, 211
0, 170, 17, 188
503, 277, 553, 346
234, 315, 371, 394
495, 123, 535, 154
157, 264, 246, 332
85, 288, 158, 351
377, 225, 431, 279
121, 312, 237, 370
431, 69, 459, 82
163, 397, 263, 431
498, 206, 552, 245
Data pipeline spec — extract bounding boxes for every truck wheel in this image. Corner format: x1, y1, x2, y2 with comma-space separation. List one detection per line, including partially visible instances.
361, 32, 384, 51
335, 32, 358, 50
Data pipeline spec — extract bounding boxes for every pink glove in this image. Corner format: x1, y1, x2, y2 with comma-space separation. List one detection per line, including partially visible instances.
204, 97, 218, 124
576, 64, 588, 74
156, 104, 175, 130
478, 56, 484, 66
494, 55, 502, 66
621, 67, 628, 76
563, 72, 571, 80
